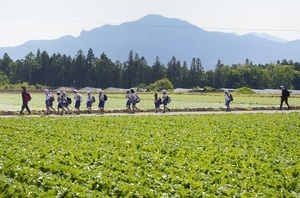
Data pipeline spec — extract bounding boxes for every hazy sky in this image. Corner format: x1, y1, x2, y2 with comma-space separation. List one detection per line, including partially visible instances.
0, 0, 299, 47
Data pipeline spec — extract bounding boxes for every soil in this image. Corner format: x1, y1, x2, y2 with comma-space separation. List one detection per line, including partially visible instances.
4, 106, 299, 117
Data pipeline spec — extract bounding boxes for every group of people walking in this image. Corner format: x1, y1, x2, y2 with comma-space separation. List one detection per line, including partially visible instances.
43, 88, 107, 115
222, 85, 292, 112
154, 90, 171, 113
126, 89, 171, 113
20, 87, 172, 115
19, 85, 292, 115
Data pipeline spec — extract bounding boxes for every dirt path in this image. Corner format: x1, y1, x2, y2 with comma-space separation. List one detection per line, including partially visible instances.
2, 109, 299, 118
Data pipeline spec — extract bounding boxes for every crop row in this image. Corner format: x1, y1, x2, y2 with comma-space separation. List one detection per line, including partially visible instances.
0, 113, 299, 197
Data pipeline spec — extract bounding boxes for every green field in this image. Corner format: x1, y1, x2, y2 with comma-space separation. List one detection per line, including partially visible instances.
0, 113, 299, 197
0, 92, 299, 112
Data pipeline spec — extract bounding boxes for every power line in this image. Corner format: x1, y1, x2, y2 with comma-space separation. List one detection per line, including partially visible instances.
202, 27, 300, 33
0, 15, 104, 24
1, 15, 300, 33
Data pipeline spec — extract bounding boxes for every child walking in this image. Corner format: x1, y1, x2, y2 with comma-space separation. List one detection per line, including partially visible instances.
57, 90, 66, 115
130, 89, 140, 113
154, 92, 162, 113
98, 89, 105, 113
86, 91, 93, 114
73, 90, 82, 115
62, 91, 72, 114
162, 90, 170, 113
125, 90, 131, 111
45, 89, 57, 115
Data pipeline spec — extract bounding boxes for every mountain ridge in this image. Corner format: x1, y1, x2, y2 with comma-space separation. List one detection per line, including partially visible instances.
0, 14, 299, 70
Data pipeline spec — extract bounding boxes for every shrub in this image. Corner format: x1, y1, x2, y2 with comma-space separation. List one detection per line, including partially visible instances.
235, 87, 256, 94
148, 78, 174, 92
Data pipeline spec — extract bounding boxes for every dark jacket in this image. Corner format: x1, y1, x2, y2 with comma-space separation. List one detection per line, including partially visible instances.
22, 91, 27, 103
281, 89, 289, 98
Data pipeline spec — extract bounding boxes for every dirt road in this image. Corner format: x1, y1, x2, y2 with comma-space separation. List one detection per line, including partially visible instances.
3, 108, 299, 118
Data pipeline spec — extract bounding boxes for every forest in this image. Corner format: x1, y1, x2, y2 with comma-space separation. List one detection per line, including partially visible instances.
0, 48, 299, 90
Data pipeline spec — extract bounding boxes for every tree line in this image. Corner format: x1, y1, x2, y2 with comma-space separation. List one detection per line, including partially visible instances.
0, 49, 300, 90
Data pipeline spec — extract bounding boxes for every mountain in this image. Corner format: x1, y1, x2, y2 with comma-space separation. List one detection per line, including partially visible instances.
0, 14, 299, 70
250, 32, 287, 43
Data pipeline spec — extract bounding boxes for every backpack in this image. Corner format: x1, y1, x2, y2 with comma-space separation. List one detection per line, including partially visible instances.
228, 94, 233, 101
287, 90, 290, 97
50, 94, 55, 102
67, 97, 72, 104
135, 94, 140, 103
25, 92, 31, 102
92, 96, 96, 103
158, 98, 162, 104
167, 96, 171, 103
103, 94, 108, 101
79, 94, 83, 102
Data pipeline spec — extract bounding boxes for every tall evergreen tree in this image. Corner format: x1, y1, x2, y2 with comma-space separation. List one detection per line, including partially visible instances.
151, 56, 165, 83
189, 58, 204, 87
166, 56, 181, 87
86, 48, 96, 86
74, 50, 86, 88
180, 61, 189, 88
1, 53, 12, 77
122, 50, 134, 88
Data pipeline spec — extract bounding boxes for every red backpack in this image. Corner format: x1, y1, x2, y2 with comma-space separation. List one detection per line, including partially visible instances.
25, 92, 32, 102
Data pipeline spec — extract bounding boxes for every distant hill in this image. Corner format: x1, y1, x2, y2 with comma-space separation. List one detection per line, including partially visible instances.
0, 14, 299, 70
250, 32, 287, 43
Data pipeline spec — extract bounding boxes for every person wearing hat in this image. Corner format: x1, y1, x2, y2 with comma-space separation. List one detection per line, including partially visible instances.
86, 91, 93, 114
20, 86, 31, 115
73, 90, 83, 115
45, 89, 57, 115
56, 90, 66, 115
224, 90, 231, 112
98, 89, 105, 113
62, 91, 72, 114
280, 85, 291, 110
161, 90, 170, 113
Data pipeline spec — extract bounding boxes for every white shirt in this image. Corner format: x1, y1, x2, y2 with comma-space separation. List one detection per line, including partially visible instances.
125, 93, 131, 100
162, 93, 168, 100
99, 93, 104, 101
225, 93, 231, 101
87, 94, 92, 102
74, 93, 82, 101
131, 93, 137, 101
46, 92, 53, 100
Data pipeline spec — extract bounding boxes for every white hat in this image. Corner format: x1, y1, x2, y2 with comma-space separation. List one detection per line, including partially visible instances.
57, 90, 61, 94
224, 90, 228, 93
98, 89, 102, 93
87, 91, 90, 94
161, 89, 166, 93
44, 89, 48, 92
63, 91, 66, 94
73, 89, 78, 93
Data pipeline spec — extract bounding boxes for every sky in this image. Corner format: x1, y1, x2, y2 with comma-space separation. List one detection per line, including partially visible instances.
0, 0, 300, 47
